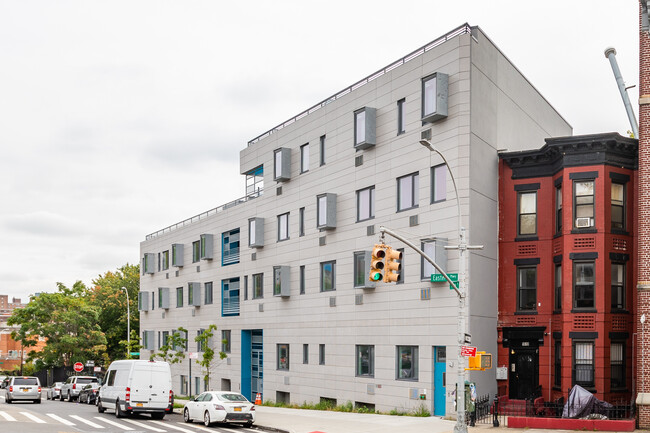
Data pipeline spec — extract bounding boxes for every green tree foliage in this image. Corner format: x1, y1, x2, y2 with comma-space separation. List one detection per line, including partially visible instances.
151, 327, 187, 365
194, 324, 227, 390
7, 281, 107, 367
88, 264, 140, 362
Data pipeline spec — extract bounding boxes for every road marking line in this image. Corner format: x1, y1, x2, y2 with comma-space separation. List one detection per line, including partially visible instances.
178, 423, 213, 432
70, 415, 105, 428
20, 412, 47, 423
47, 413, 76, 426
94, 416, 135, 430
0, 411, 17, 421
122, 418, 167, 432
150, 420, 196, 433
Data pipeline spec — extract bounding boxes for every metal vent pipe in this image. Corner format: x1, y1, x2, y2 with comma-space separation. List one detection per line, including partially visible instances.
604, 47, 639, 138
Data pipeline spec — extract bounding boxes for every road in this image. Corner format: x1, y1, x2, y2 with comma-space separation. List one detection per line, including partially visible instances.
0, 389, 261, 433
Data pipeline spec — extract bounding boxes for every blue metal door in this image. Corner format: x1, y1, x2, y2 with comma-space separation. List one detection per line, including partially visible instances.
433, 346, 447, 416
251, 330, 263, 399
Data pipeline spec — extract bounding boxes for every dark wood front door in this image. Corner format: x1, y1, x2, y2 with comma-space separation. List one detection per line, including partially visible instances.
509, 347, 539, 399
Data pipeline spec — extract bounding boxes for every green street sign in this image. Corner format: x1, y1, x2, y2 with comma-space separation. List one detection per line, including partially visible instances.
431, 273, 459, 290
129, 352, 140, 356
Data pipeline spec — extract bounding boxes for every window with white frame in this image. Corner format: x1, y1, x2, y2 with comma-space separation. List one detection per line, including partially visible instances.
245, 165, 263, 196
396, 346, 418, 380
574, 180, 595, 228
277, 212, 289, 241
611, 182, 625, 230
573, 341, 594, 388
397, 172, 419, 211
517, 266, 537, 311
518, 191, 537, 236
356, 186, 375, 222
611, 263, 625, 310
573, 261, 595, 309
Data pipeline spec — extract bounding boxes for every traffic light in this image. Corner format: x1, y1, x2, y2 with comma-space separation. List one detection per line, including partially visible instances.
467, 352, 492, 370
480, 352, 492, 369
383, 247, 402, 283
369, 244, 386, 282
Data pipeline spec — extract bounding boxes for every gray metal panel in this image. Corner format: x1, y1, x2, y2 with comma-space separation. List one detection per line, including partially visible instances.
249, 217, 265, 248
159, 287, 170, 309
143, 253, 155, 274
274, 265, 291, 297
172, 243, 184, 267
189, 282, 201, 306
317, 193, 337, 230
144, 330, 155, 350
200, 234, 213, 260
358, 251, 376, 289
274, 148, 291, 182
138, 291, 150, 311
422, 73, 448, 123
354, 107, 376, 150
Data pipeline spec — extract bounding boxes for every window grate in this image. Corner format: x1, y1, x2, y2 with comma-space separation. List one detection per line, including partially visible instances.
573, 236, 595, 249
420, 288, 431, 300
612, 315, 627, 331
517, 244, 537, 256
612, 238, 628, 251
516, 316, 536, 325
329, 296, 336, 307
553, 238, 562, 255
573, 314, 596, 329
355, 294, 363, 305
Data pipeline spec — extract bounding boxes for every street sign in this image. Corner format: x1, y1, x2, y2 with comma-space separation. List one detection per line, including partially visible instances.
129, 352, 140, 356
460, 345, 477, 357
431, 273, 459, 290
464, 333, 472, 344
73, 362, 84, 372
86, 360, 95, 367
188, 352, 199, 360
93, 366, 101, 373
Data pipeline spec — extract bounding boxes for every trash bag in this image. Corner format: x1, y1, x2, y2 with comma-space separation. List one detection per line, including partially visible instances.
562, 385, 613, 418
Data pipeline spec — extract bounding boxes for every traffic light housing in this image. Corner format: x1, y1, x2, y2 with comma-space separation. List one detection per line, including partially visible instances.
467, 352, 492, 370
369, 244, 386, 282
383, 247, 402, 283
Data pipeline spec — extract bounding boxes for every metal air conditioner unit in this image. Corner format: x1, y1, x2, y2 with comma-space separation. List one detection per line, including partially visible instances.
575, 217, 592, 228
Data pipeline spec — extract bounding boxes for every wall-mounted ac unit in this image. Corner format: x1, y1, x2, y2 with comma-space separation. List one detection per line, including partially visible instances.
575, 217, 592, 228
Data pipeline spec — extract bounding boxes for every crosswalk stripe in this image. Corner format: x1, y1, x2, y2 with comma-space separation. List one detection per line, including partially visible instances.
0, 411, 17, 421
94, 416, 135, 430
179, 423, 214, 432
122, 418, 167, 432
70, 415, 105, 428
150, 420, 196, 433
20, 412, 47, 423
47, 413, 76, 426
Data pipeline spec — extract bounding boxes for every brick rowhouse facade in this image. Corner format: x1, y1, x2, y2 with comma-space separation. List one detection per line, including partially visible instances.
638, 1, 650, 427
498, 133, 637, 405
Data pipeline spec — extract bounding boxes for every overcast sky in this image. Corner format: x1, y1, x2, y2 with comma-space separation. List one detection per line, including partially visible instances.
0, 1, 640, 302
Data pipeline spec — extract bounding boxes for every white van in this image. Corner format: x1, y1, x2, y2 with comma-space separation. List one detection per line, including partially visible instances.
97, 360, 173, 419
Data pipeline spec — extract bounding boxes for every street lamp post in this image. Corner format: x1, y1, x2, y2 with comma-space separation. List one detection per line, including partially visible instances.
420, 139, 481, 433
121, 287, 130, 357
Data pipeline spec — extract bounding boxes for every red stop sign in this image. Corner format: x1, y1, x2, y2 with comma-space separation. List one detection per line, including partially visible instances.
73, 362, 84, 372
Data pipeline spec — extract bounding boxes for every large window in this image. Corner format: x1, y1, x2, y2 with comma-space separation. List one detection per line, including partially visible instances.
252, 273, 263, 299
611, 263, 625, 310
277, 344, 289, 371
518, 191, 537, 236
554, 264, 562, 311
574, 261, 595, 309
277, 213, 289, 241
610, 342, 625, 389
517, 266, 537, 311
356, 186, 375, 222
320, 261, 336, 292
397, 172, 419, 211
222, 229, 240, 266
396, 346, 418, 380
431, 164, 446, 203
204, 282, 213, 305
356, 345, 374, 377
556, 185, 563, 234
397, 98, 406, 135
574, 180, 595, 228
611, 182, 625, 230
573, 341, 594, 388
300, 143, 309, 173
222, 278, 240, 317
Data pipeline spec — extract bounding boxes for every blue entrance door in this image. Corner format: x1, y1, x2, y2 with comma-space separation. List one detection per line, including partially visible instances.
433, 346, 447, 416
241, 329, 263, 402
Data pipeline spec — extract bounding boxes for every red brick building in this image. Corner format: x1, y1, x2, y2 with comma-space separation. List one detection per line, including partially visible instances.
497, 133, 637, 404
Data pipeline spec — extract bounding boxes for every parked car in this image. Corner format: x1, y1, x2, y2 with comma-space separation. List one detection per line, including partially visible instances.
60, 376, 99, 402
97, 359, 172, 419
5, 376, 41, 404
79, 383, 101, 405
183, 391, 255, 427
0, 377, 9, 389
46, 382, 64, 400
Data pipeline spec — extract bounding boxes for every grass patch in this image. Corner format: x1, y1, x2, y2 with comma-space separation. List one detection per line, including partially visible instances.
262, 399, 430, 417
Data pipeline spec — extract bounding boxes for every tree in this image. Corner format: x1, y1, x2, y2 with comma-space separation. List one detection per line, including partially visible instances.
8, 281, 107, 367
119, 329, 142, 360
194, 324, 227, 390
151, 327, 187, 365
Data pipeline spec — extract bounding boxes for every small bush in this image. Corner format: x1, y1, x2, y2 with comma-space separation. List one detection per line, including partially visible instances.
411, 404, 431, 417
338, 401, 354, 412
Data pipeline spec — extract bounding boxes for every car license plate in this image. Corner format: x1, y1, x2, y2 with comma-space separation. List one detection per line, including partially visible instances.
234, 407, 242, 412
22, 389, 29, 392
136, 403, 144, 407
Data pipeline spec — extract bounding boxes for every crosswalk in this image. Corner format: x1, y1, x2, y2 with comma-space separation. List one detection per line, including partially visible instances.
0, 411, 257, 432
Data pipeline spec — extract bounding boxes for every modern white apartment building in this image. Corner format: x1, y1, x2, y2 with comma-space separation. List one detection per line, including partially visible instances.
139, 24, 571, 415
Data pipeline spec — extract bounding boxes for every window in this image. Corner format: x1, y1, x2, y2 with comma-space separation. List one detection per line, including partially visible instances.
192, 241, 200, 263
222, 330, 231, 353
299, 207, 305, 237
554, 339, 562, 388
320, 261, 336, 292
188, 283, 194, 305
356, 186, 375, 222
574, 180, 595, 228
355, 109, 366, 145
204, 282, 213, 305
518, 191, 537, 236
554, 264, 562, 311
274, 266, 290, 297
158, 287, 169, 309
172, 243, 184, 267
422, 74, 437, 119
303, 344, 309, 364
180, 375, 188, 395
319, 344, 325, 365
611, 342, 625, 389
249, 219, 256, 246
300, 143, 309, 173
176, 287, 183, 308
356, 345, 374, 377
162, 250, 169, 271
354, 252, 370, 288
317, 193, 337, 229
277, 213, 289, 241
300, 265, 305, 295
421, 239, 447, 281
252, 273, 263, 299
611, 182, 625, 230
611, 263, 625, 310
142, 330, 154, 350
222, 278, 240, 317
162, 331, 169, 348
244, 275, 248, 300
396, 346, 418, 380
245, 165, 264, 196
517, 266, 537, 311
431, 164, 446, 203
573, 341, 594, 387
421, 73, 448, 122
574, 261, 595, 309
222, 229, 240, 266
319, 135, 326, 166
397, 98, 406, 134
248, 218, 264, 248
277, 344, 289, 370
143, 253, 155, 274
200, 234, 213, 260
196, 329, 205, 352
556, 186, 563, 233
397, 172, 419, 211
